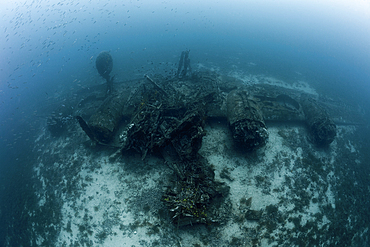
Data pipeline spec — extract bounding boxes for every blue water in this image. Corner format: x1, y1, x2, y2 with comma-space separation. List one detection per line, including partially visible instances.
1, 0, 370, 245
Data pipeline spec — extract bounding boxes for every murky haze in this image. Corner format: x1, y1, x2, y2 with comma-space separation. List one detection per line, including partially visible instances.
1, 0, 370, 245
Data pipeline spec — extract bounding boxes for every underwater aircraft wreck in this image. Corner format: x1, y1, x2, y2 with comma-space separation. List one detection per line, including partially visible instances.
47, 50, 338, 226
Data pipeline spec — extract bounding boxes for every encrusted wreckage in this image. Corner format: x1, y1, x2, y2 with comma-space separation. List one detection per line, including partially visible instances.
226, 90, 268, 150
300, 95, 337, 146
48, 51, 339, 226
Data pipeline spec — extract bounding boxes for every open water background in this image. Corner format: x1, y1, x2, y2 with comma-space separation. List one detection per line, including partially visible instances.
1, 0, 370, 245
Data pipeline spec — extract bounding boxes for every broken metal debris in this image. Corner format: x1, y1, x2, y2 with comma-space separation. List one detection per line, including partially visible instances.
121, 77, 206, 160
144, 74, 169, 98
163, 157, 230, 227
